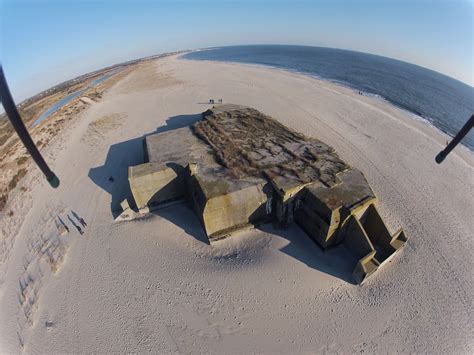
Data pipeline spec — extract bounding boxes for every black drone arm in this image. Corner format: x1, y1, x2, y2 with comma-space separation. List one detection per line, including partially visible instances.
0, 64, 59, 188
435, 114, 474, 164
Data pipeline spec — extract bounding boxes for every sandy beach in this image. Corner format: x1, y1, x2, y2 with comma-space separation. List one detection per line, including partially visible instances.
0, 54, 472, 353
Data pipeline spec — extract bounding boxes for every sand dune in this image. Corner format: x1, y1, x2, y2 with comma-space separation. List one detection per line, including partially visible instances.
0, 55, 472, 353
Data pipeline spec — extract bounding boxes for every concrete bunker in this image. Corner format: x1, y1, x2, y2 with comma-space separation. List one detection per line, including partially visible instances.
121, 104, 407, 284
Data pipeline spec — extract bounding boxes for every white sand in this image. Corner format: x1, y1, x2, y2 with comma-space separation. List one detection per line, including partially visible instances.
0, 55, 473, 353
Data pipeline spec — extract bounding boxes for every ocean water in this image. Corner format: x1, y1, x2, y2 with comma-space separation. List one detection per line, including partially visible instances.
183, 45, 474, 151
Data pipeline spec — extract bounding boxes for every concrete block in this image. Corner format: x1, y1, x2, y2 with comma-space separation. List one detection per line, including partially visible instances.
129, 163, 185, 211
296, 169, 376, 248
188, 172, 269, 241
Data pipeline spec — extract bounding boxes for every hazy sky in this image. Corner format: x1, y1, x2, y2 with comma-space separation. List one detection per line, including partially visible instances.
1, 0, 473, 101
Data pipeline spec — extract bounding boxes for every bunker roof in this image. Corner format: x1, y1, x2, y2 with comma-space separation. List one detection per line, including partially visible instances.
194, 105, 349, 197
305, 169, 375, 211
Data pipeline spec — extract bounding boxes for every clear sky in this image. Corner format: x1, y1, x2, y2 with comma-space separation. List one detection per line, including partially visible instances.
1, 0, 473, 101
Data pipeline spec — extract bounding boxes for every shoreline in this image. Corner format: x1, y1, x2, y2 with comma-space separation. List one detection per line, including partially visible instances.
0, 55, 472, 353
179, 54, 474, 154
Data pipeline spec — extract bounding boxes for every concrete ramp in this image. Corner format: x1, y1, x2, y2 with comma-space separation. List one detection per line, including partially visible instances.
342, 205, 407, 284
296, 169, 406, 284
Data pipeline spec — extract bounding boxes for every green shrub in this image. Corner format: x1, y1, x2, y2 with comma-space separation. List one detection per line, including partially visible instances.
0, 194, 7, 211
8, 168, 27, 190
16, 156, 29, 165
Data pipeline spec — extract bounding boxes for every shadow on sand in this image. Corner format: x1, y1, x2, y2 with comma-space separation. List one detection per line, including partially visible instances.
258, 224, 357, 284
151, 203, 209, 244
88, 112, 355, 284
155, 113, 202, 134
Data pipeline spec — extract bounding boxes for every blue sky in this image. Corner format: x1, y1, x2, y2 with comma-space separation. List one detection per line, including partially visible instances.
1, 0, 472, 101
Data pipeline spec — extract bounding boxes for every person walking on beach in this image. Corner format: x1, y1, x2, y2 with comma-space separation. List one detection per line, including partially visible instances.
72, 210, 87, 228
68, 215, 83, 235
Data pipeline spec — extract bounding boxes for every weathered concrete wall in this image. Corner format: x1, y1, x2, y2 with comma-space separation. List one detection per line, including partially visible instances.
341, 216, 375, 259
339, 206, 407, 284
129, 163, 185, 212
359, 204, 407, 263
296, 169, 376, 248
202, 183, 268, 241
295, 193, 339, 248
186, 168, 269, 241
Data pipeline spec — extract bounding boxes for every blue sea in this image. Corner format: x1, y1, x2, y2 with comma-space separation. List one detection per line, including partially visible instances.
183, 45, 474, 151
